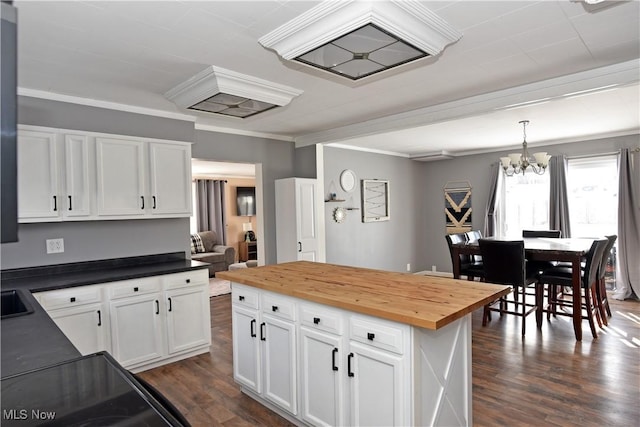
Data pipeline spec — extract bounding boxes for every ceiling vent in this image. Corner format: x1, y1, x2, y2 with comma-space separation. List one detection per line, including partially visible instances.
165, 66, 303, 118
259, 0, 462, 81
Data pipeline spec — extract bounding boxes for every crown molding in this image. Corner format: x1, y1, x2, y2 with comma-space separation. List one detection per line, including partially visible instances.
295, 59, 640, 147
165, 66, 303, 110
259, 0, 462, 59
17, 87, 196, 122
323, 142, 410, 158
411, 151, 454, 162
195, 123, 294, 142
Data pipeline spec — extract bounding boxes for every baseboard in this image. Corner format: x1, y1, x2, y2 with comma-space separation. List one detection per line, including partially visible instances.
127, 345, 211, 373
414, 270, 454, 278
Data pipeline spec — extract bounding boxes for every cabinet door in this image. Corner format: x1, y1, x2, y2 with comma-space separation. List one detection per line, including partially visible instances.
232, 304, 261, 393
17, 130, 59, 220
262, 314, 297, 415
148, 142, 191, 215
109, 294, 164, 368
348, 341, 406, 427
48, 303, 109, 355
96, 137, 146, 216
295, 179, 318, 261
165, 285, 210, 355
63, 134, 91, 218
300, 327, 343, 427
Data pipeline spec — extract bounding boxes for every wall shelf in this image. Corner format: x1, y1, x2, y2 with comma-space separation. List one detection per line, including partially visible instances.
325, 199, 345, 203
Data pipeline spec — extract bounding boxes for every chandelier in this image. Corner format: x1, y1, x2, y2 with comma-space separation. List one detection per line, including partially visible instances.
500, 120, 551, 176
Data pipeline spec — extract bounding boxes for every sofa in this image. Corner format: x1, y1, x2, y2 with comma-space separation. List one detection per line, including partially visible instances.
190, 231, 235, 277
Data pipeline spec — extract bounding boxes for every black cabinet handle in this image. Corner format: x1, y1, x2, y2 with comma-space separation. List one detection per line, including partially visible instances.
70, 297, 76, 303
155, 300, 159, 315
168, 297, 172, 312
53, 195, 57, 211
68, 195, 72, 211
186, 279, 190, 284
313, 317, 320, 325
97, 310, 102, 326
141, 196, 145, 209
348, 352, 354, 377
260, 322, 266, 341
152, 196, 156, 209
298, 242, 302, 252
239, 295, 245, 301
250, 319, 256, 337
332, 348, 339, 371
367, 333, 375, 341
272, 305, 278, 312
134, 287, 139, 292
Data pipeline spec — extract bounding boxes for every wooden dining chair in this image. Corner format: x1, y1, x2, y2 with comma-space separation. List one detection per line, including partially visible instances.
522, 230, 562, 238
478, 239, 540, 336
595, 235, 617, 325
445, 233, 484, 281
536, 239, 608, 339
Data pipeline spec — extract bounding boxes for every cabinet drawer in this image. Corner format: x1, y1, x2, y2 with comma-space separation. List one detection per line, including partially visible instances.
38, 284, 103, 310
300, 303, 343, 335
108, 277, 160, 299
262, 292, 295, 321
231, 283, 259, 309
163, 270, 208, 290
350, 315, 407, 355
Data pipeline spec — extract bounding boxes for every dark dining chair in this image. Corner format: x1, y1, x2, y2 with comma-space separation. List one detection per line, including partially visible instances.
522, 230, 562, 238
595, 235, 617, 325
464, 230, 484, 265
537, 238, 608, 339
478, 239, 540, 336
445, 233, 484, 281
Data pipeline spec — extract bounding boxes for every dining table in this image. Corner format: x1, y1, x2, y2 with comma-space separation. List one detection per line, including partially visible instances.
450, 237, 597, 341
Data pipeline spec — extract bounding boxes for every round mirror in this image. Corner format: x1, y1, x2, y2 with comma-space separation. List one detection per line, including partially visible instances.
333, 207, 347, 223
340, 169, 356, 192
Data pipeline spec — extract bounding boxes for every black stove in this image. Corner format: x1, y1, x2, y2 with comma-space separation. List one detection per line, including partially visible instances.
1, 352, 184, 426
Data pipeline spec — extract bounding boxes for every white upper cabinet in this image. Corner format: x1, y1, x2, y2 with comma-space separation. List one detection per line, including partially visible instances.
96, 137, 147, 216
17, 130, 59, 220
17, 125, 192, 222
148, 142, 191, 215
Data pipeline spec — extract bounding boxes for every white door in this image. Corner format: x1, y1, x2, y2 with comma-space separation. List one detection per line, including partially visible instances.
296, 179, 318, 261
231, 304, 261, 393
63, 134, 91, 218
49, 303, 109, 355
349, 341, 406, 427
17, 130, 59, 220
148, 142, 191, 215
262, 314, 297, 415
300, 327, 343, 427
95, 137, 146, 216
165, 285, 210, 354
109, 294, 164, 368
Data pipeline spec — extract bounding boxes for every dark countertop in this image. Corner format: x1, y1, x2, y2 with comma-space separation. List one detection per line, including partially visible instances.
1, 252, 209, 378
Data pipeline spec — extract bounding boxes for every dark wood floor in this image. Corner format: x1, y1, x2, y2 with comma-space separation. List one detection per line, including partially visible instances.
140, 293, 640, 426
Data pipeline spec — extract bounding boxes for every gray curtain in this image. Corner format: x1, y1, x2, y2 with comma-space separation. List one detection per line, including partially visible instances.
614, 148, 640, 300
196, 179, 227, 244
484, 162, 501, 237
549, 155, 571, 238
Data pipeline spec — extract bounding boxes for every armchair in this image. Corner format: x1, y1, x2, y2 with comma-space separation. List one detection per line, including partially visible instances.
190, 230, 235, 277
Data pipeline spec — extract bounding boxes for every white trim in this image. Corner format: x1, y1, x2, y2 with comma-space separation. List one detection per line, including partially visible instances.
17, 87, 196, 122
295, 59, 640, 146
194, 123, 294, 142
315, 144, 326, 263
322, 142, 410, 158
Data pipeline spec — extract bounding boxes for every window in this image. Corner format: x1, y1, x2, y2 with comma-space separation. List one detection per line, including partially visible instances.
567, 155, 618, 238
497, 171, 550, 238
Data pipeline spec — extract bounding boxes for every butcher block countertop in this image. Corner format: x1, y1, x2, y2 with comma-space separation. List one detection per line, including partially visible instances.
217, 261, 511, 330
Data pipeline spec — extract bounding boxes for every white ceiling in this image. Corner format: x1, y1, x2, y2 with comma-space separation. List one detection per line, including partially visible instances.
14, 0, 640, 158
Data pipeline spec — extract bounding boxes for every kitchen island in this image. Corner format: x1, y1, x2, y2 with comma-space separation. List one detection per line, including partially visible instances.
218, 261, 510, 427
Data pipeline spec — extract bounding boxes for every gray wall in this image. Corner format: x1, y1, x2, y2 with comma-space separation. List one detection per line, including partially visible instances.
0, 96, 194, 270
422, 133, 640, 274
294, 145, 317, 178
324, 146, 426, 272
193, 130, 296, 265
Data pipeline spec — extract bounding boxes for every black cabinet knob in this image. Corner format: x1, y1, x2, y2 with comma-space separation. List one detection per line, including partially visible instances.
239, 295, 245, 301
186, 279, 190, 283
134, 287, 139, 292
313, 317, 320, 324
367, 333, 375, 341
272, 305, 278, 312
70, 297, 76, 303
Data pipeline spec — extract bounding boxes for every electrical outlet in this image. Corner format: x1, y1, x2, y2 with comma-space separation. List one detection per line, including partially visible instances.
46, 238, 64, 254
406, 263, 411, 272
432, 265, 437, 272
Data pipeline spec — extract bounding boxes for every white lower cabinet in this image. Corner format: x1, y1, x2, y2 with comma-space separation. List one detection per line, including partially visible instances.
35, 269, 211, 372
231, 285, 297, 416
47, 302, 109, 355
231, 284, 410, 426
